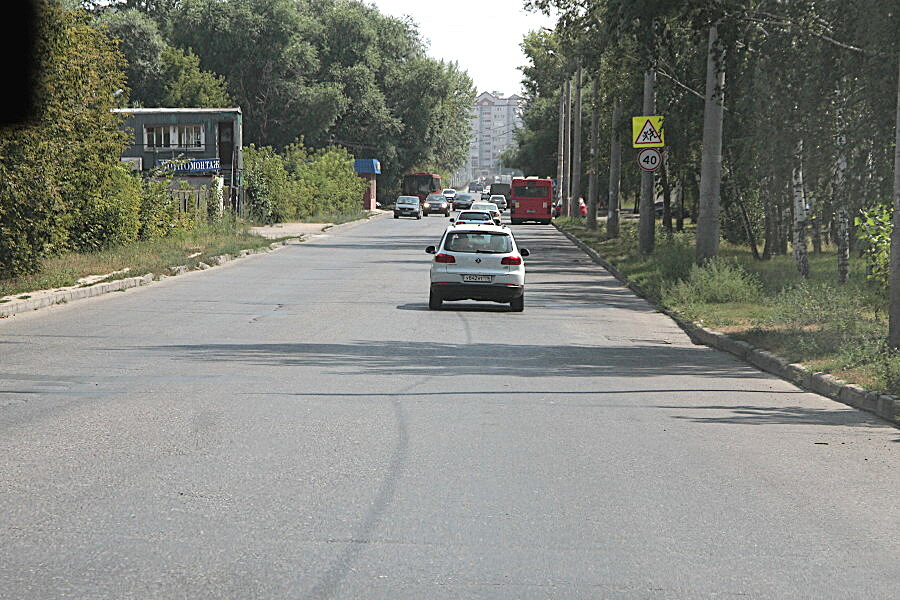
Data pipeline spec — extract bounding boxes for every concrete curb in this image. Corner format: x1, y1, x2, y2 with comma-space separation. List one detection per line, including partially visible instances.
553, 223, 900, 427
0, 238, 299, 319
321, 210, 389, 234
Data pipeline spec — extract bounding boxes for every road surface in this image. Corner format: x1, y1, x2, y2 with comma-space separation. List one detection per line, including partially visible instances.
1, 214, 897, 599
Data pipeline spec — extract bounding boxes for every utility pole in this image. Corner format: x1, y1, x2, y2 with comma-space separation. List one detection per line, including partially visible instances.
562, 78, 571, 216
638, 69, 656, 254
570, 65, 583, 218
587, 77, 599, 230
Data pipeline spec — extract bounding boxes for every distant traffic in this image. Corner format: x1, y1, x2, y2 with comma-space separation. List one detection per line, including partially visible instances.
391, 174, 556, 312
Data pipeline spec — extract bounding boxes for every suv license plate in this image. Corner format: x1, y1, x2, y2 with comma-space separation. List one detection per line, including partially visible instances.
462, 275, 491, 283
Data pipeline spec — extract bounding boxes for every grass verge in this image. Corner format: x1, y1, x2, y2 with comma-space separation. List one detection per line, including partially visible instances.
0, 219, 284, 300
555, 216, 898, 395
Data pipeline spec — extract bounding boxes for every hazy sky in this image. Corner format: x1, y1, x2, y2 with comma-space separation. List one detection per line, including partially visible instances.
369, 0, 557, 96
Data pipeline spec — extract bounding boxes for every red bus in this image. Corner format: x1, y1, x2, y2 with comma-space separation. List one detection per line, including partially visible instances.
509, 177, 553, 224
402, 172, 442, 203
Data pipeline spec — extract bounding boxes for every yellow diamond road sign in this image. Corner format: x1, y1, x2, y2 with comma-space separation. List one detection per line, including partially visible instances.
632, 116, 664, 148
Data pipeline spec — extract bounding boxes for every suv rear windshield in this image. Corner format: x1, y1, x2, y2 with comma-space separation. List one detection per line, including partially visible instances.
457, 211, 492, 221
445, 232, 512, 253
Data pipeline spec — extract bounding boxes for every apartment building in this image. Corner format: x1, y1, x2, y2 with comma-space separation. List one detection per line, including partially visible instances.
454, 91, 523, 185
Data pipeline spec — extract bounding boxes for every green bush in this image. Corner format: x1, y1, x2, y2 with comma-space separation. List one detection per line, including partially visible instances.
855, 206, 891, 289
663, 257, 762, 306
766, 282, 868, 327
296, 146, 367, 220
0, 4, 128, 277
653, 232, 694, 282
243, 144, 296, 224
68, 164, 142, 251
244, 142, 366, 223
138, 179, 191, 240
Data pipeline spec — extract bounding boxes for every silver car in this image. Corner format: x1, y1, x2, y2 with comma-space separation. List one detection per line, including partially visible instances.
394, 196, 422, 219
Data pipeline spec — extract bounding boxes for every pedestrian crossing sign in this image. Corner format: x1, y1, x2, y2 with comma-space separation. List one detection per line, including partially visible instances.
632, 116, 665, 148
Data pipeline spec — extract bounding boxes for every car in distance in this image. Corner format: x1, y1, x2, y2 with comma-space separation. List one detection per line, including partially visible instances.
442, 188, 458, 201
394, 195, 422, 219
452, 210, 499, 226
481, 190, 491, 200
488, 194, 508, 211
470, 202, 502, 223
452, 192, 475, 211
426, 224, 530, 311
423, 193, 451, 216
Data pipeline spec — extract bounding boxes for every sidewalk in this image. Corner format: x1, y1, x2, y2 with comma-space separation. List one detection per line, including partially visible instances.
249, 222, 331, 239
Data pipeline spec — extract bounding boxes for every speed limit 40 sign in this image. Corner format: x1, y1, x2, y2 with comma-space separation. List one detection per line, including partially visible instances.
638, 148, 662, 172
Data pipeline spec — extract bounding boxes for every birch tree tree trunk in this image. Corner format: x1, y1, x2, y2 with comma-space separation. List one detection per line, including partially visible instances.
888, 55, 900, 347
661, 152, 672, 233
792, 139, 810, 278
763, 176, 775, 260
638, 69, 656, 254
695, 24, 726, 263
556, 84, 565, 207
570, 65, 584, 218
562, 78, 571, 217
607, 100, 621, 239
834, 121, 850, 283
587, 77, 599, 230
675, 172, 684, 232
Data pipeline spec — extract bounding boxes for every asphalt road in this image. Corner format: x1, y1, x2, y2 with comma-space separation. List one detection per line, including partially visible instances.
1, 214, 897, 599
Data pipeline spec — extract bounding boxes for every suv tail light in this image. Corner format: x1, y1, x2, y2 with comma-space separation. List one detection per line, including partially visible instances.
501, 256, 522, 265
435, 253, 455, 263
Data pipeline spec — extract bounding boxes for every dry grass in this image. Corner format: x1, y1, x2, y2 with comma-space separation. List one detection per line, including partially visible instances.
556, 217, 899, 395
1, 224, 284, 300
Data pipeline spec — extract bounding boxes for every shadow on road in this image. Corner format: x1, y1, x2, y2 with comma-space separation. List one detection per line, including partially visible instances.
660, 404, 890, 428
139, 339, 769, 381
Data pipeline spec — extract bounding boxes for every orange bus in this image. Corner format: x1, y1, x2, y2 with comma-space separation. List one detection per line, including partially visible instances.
509, 177, 553, 224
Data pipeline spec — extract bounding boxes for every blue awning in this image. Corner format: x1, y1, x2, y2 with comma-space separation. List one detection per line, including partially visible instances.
354, 159, 381, 174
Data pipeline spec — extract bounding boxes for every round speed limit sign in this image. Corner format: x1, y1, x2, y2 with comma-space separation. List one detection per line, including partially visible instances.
638, 148, 662, 172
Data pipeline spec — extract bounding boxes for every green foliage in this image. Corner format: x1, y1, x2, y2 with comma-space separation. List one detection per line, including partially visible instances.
243, 142, 367, 224
653, 232, 694, 282
0, 3, 131, 277
158, 45, 232, 107
96, 8, 232, 108
69, 165, 142, 251
663, 258, 762, 306
854, 207, 891, 289
94, 8, 166, 106
138, 178, 192, 239
242, 145, 291, 224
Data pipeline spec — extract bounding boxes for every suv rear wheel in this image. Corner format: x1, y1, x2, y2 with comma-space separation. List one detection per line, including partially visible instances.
510, 295, 524, 312
429, 291, 442, 310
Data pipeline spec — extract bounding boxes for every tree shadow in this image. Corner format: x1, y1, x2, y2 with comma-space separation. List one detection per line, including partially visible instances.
661, 404, 892, 428
136, 340, 768, 380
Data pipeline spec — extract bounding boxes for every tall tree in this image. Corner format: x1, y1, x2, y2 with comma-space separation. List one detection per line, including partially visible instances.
695, 24, 725, 263
587, 77, 599, 230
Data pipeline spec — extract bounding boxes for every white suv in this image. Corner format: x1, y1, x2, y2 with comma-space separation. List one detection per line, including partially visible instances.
425, 224, 530, 311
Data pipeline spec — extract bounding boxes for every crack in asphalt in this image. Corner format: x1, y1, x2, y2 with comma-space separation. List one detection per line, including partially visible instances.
304, 377, 421, 600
